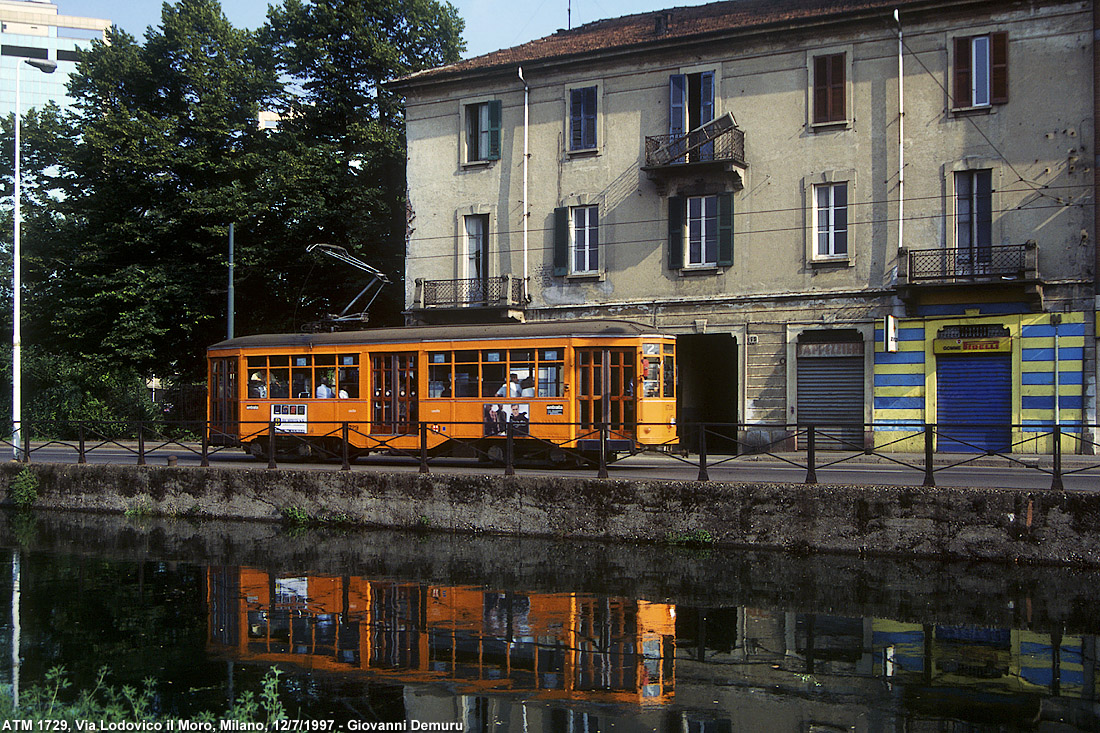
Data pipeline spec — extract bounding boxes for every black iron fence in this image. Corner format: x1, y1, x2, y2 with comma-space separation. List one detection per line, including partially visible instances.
2, 419, 1098, 490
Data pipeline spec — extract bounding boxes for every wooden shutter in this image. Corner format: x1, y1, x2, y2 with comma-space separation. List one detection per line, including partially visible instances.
953, 36, 972, 108
669, 74, 686, 137
813, 54, 845, 123
990, 32, 1008, 104
700, 71, 714, 125
975, 169, 992, 259
570, 89, 583, 150
569, 86, 597, 150
582, 87, 597, 148
667, 196, 684, 270
487, 99, 502, 160
717, 193, 734, 267
813, 56, 829, 122
828, 54, 845, 121
553, 207, 569, 276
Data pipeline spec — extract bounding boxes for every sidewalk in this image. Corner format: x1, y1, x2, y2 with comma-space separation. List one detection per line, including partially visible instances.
630, 448, 1100, 470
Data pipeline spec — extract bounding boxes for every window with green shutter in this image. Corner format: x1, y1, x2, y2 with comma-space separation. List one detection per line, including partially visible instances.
465, 100, 502, 162
668, 193, 733, 269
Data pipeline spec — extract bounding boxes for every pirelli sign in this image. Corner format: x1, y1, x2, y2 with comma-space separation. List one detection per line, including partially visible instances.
933, 337, 1012, 354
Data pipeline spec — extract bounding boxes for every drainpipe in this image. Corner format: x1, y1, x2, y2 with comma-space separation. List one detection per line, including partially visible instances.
518, 67, 530, 296
227, 222, 235, 339
1092, 0, 1100, 446
895, 9, 905, 254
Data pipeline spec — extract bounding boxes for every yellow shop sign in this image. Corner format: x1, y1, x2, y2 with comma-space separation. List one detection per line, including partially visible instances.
933, 338, 1012, 354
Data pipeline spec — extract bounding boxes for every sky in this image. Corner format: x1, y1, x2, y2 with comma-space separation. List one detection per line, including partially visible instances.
54, 0, 712, 59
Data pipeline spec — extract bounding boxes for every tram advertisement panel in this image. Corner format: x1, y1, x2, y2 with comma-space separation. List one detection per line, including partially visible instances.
482, 403, 530, 436
271, 404, 308, 433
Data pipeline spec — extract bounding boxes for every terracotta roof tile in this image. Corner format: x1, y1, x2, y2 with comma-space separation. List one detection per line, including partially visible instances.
397, 0, 924, 85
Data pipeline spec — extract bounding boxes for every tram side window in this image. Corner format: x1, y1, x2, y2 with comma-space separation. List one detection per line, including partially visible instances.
428, 352, 452, 397
539, 349, 563, 397
508, 349, 536, 397
454, 350, 479, 398
314, 354, 336, 398
291, 355, 313, 398
663, 343, 675, 398
269, 356, 290, 398
483, 350, 507, 397
642, 344, 661, 398
247, 356, 267, 398
338, 354, 360, 398
434, 346, 568, 398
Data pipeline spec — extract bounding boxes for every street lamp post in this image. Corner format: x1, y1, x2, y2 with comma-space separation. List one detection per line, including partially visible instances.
12, 58, 56, 461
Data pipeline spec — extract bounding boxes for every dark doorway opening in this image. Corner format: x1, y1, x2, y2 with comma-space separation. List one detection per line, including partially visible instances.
677, 333, 738, 453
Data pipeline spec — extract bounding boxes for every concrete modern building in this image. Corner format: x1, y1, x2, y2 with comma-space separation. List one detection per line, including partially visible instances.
0, 0, 109, 117
391, 0, 1098, 454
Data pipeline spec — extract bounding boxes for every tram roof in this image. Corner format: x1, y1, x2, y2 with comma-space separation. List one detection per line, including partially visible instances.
208, 319, 671, 351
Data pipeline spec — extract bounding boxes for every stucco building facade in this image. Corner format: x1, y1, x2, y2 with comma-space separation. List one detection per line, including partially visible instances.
392, 0, 1098, 453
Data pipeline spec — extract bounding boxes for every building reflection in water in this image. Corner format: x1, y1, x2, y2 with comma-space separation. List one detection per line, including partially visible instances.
207, 567, 1100, 731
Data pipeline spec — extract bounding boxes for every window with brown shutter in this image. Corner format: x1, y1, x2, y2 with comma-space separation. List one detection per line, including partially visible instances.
990, 32, 1008, 104
954, 32, 1008, 108
813, 53, 845, 124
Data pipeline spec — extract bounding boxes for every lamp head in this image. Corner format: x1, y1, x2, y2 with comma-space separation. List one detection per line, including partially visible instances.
24, 59, 57, 74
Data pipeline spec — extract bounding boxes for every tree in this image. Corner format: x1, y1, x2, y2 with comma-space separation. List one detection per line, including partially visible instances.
261, 0, 464, 325
5, 0, 465, 403
19, 1, 281, 380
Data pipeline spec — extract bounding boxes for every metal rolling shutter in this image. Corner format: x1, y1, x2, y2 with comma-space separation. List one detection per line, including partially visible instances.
797, 350, 864, 450
937, 353, 1011, 453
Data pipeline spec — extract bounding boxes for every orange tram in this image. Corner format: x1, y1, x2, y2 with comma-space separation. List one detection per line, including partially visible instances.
207, 319, 677, 462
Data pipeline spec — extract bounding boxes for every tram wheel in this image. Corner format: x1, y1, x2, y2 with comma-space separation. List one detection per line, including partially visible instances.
247, 440, 267, 461
485, 444, 505, 465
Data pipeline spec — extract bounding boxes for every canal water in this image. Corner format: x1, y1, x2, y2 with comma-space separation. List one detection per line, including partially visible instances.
0, 510, 1097, 731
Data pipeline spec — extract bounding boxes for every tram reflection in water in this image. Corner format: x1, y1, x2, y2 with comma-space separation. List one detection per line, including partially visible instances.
205, 567, 1100, 730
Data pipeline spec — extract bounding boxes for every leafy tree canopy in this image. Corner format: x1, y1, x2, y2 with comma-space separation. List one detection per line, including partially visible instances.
2, 0, 463, 397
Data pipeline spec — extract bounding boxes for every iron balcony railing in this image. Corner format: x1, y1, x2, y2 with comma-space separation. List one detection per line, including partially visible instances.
907, 243, 1030, 282
644, 124, 746, 169
414, 275, 526, 309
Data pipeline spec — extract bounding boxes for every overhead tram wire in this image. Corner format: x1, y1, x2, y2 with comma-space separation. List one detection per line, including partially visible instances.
406, 197, 1087, 265
402, 181, 1091, 252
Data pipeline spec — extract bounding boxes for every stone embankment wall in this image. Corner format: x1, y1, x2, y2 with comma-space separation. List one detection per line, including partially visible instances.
3, 462, 1099, 566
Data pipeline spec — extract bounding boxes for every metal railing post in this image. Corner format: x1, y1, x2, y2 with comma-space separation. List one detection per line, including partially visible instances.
505, 422, 516, 476
137, 422, 145, 466
419, 421, 429, 474
200, 423, 209, 468
342, 422, 351, 471
923, 423, 936, 488
78, 424, 86, 465
1051, 424, 1064, 490
805, 424, 817, 484
598, 423, 609, 479
22, 422, 30, 463
697, 423, 710, 482
267, 422, 277, 469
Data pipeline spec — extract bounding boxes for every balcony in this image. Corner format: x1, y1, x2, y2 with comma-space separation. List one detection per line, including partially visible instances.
410, 274, 527, 324
896, 242, 1042, 309
642, 113, 746, 185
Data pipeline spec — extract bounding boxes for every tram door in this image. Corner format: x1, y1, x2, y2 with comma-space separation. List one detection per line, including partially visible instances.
371, 353, 418, 435
208, 357, 239, 444
575, 348, 636, 435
